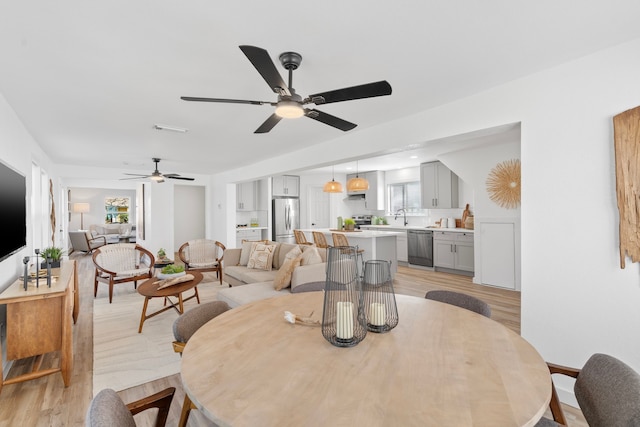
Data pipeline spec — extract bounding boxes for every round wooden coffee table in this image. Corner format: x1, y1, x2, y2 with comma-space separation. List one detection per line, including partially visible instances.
137, 271, 203, 333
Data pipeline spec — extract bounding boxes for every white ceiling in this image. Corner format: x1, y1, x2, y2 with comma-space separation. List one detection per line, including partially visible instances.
2, 1, 640, 178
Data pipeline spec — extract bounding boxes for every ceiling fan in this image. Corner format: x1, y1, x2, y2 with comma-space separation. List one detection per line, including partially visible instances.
181, 45, 392, 133
120, 158, 195, 183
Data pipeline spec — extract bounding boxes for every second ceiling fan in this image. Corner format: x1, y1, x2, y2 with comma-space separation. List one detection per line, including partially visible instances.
181, 45, 392, 134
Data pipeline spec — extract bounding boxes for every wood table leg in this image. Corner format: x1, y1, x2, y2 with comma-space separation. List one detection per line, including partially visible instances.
178, 393, 196, 427
178, 293, 184, 314
138, 297, 150, 333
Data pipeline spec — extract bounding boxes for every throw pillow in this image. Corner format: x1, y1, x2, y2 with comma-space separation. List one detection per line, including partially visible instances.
247, 243, 276, 271
239, 240, 266, 266
273, 255, 303, 290
300, 246, 322, 265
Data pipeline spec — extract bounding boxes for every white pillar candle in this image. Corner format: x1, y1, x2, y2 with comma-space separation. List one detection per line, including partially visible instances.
370, 302, 386, 326
336, 301, 354, 339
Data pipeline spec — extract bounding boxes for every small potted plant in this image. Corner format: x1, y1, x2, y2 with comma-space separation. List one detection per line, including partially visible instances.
343, 218, 356, 231
40, 246, 65, 268
157, 248, 167, 260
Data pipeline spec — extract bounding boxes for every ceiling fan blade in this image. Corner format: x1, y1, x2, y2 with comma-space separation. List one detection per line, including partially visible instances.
122, 173, 151, 177
181, 96, 273, 106
254, 113, 282, 134
304, 109, 357, 131
239, 45, 291, 97
119, 176, 148, 181
166, 176, 195, 181
307, 80, 392, 105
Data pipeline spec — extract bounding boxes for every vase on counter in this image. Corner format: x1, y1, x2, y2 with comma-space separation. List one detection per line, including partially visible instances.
337, 216, 343, 230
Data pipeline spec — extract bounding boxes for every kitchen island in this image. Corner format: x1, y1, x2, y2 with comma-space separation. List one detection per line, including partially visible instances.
298, 229, 403, 276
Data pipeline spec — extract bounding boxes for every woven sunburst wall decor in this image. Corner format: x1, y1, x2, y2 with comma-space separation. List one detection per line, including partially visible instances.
486, 159, 521, 209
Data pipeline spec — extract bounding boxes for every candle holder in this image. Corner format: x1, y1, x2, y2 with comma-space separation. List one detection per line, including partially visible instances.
362, 260, 398, 333
321, 246, 367, 347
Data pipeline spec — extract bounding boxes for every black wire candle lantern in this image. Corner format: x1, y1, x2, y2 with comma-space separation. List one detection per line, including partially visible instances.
321, 246, 367, 347
362, 260, 398, 333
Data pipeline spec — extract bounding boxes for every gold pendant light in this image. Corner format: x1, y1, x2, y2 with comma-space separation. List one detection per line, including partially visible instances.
346, 161, 369, 192
323, 165, 344, 193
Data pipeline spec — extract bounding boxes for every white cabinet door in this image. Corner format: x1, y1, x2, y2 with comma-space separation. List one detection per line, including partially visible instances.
237, 181, 256, 211
420, 162, 459, 209
272, 175, 299, 197
396, 232, 408, 262
454, 242, 474, 272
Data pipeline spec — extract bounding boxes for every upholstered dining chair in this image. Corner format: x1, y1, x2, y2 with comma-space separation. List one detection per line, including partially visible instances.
424, 290, 492, 318
294, 230, 313, 245
312, 231, 331, 249
178, 239, 225, 285
92, 243, 155, 303
173, 301, 230, 427
535, 353, 640, 426
172, 300, 231, 354
86, 387, 175, 427
69, 230, 106, 255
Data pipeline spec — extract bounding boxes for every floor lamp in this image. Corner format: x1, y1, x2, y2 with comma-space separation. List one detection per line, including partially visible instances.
73, 203, 90, 230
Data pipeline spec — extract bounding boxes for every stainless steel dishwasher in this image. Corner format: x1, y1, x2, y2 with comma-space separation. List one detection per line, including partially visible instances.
407, 229, 433, 267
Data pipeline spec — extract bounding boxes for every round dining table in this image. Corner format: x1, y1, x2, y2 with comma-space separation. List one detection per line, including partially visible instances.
181, 292, 551, 427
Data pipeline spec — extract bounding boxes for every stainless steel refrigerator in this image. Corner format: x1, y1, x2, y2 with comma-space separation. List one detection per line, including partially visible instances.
272, 198, 299, 244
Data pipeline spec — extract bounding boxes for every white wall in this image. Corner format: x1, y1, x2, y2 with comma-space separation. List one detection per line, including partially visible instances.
209, 37, 640, 405
174, 185, 205, 248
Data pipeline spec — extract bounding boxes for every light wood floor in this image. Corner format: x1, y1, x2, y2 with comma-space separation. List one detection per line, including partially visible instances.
0, 255, 586, 426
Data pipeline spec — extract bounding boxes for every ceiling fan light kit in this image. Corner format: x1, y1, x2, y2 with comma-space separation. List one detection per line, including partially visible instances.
181, 45, 391, 133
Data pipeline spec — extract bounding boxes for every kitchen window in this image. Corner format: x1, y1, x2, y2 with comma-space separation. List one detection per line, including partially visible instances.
105, 197, 130, 224
388, 181, 421, 214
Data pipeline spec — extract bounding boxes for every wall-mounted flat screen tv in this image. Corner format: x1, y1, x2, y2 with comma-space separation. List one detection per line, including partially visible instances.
0, 159, 27, 262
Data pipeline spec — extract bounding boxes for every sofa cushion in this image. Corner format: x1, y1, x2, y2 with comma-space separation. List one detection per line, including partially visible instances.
273, 242, 298, 269
300, 246, 322, 265
224, 265, 279, 284
239, 240, 266, 266
247, 242, 277, 270
217, 281, 288, 308
291, 281, 326, 293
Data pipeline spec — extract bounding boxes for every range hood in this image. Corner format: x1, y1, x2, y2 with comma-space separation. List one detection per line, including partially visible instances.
345, 193, 366, 201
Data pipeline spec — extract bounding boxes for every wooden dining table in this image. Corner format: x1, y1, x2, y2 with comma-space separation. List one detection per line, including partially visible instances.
181, 292, 551, 427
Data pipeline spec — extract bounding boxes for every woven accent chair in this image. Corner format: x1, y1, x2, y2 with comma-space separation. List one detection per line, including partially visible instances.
92, 243, 155, 303
312, 231, 331, 249
69, 230, 106, 255
294, 230, 313, 245
86, 387, 175, 427
535, 353, 640, 426
425, 290, 492, 318
172, 301, 230, 427
178, 239, 225, 285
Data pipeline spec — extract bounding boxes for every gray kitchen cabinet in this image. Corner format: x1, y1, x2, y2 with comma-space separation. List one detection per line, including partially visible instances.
433, 231, 474, 272
346, 170, 385, 210
237, 181, 256, 211
272, 175, 300, 197
420, 161, 459, 209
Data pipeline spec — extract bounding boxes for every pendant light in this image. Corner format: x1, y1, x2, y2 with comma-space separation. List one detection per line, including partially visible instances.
346, 160, 369, 192
323, 165, 344, 193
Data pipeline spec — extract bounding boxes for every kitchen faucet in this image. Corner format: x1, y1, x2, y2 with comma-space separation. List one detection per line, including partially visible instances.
394, 208, 408, 226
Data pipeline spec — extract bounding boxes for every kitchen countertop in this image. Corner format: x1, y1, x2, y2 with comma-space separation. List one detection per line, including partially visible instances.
298, 228, 405, 238
361, 225, 474, 233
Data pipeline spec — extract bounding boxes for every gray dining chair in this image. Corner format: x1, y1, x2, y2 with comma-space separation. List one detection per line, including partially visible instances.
86, 387, 175, 427
173, 301, 231, 427
535, 353, 640, 426
425, 289, 492, 318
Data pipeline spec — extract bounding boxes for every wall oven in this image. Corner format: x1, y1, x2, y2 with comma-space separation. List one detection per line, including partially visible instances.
407, 229, 433, 267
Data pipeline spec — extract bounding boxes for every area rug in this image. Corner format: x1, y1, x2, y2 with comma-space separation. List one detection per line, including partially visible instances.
92, 274, 225, 396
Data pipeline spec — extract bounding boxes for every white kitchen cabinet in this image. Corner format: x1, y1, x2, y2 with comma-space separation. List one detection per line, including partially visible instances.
237, 181, 256, 211
235, 228, 261, 247
433, 231, 474, 272
346, 170, 385, 210
272, 175, 299, 197
420, 161, 459, 209
396, 231, 408, 263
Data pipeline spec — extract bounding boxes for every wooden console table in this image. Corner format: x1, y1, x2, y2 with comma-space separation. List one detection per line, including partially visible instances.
0, 260, 77, 394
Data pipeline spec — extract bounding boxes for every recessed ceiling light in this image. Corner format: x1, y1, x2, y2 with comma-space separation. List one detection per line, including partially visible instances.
410, 155, 418, 159
153, 124, 188, 133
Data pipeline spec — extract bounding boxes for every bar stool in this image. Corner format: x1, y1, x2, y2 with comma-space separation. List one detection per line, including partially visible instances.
312, 231, 331, 248
331, 233, 365, 277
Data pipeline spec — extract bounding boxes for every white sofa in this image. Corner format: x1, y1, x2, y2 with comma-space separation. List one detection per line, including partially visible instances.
89, 224, 136, 244
218, 242, 326, 308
